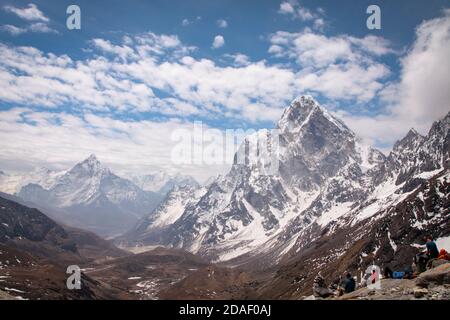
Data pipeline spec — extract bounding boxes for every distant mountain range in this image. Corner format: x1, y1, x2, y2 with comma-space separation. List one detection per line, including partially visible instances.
0, 155, 198, 237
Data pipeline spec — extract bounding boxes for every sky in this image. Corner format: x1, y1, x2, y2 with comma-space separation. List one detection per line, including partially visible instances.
0, 0, 449, 182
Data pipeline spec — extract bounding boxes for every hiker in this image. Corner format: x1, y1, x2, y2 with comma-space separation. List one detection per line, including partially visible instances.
403, 265, 414, 279
312, 272, 333, 298
438, 249, 450, 260
341, 273, 356, 294
425, 237, 439, 259
329, 275, 342, 291
415, 251, 429, 273
384, 266, 393, 279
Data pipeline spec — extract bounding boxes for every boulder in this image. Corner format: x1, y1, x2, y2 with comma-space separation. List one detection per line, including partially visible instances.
416, 263, 450, 288
413, 287, 428, 298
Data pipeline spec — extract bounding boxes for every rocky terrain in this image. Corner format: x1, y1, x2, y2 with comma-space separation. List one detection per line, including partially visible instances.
336, 263, 450, 300
0, 196, 131, 299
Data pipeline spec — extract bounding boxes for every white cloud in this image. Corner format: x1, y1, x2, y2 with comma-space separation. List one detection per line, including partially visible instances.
279, 2, 295, 14
3, 3, 49, 22
269, 30, 393, 102
217, 19, 228, 28
0, 24, 27, 35
339, 9, 450, 147
224, 53, 251, 66
1, 4, 56, 35
0, 34, 294, 122
0, 108, 231, 182
0, 22, 57, 35
0, 28, 397, 125
212, 35, 225, 49
28, 22, 58, 34
278, 1, 325, 30
181, 16, 201, 27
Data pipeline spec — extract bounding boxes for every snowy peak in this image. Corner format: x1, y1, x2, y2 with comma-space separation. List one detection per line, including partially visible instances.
69, 154, 109, 177
278, 95, 351, 135
393, 128, 424, 152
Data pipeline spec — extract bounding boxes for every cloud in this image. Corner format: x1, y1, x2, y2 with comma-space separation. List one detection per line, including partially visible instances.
3, 3, 49, 22
338, 9, 450, 147
0, 22, 58, 35
223, 53, 251, 66
0, 28, 396, 125
1, 4, 56, 35
0, 24, 27, 36
217, 19, 228, 28
28, 22, 58, 34
278, 1, 325, 30
181, 16, 201, 27
269, 30, 393, 102
0, 33, 294, 121
0, 108, 232, 182
212, 35, 225, 49
279, 2, 295, 14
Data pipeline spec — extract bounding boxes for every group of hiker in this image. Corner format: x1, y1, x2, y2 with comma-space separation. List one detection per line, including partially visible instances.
311, 236, 450, 298
313, 271, 356, 298
386, 236, 450, 278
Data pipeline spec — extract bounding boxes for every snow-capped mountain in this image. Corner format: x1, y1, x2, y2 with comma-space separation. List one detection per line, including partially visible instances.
2, 155, 163, 237
0, 166, 67, 195
119, 184, 207, 246
130, 172, 199, 194
121, 96, 449, 265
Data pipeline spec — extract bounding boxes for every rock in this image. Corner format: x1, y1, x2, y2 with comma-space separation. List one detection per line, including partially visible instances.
0, 289, 21, 300
414, 287, 428, 298
429, 259, 449, 269
416, 263, 450, 288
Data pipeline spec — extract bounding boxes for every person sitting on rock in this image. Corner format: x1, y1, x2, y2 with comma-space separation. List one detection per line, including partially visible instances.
415, 251, 429, 273
384, 266, 393, 278
341, 273, 356, 294
312, 272, 333, 298
425, 236, 439, 259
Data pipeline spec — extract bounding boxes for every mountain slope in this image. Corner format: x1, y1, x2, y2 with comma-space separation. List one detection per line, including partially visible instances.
257, 169, 449, 299
0, 195, 131, 299
12, 155, 163, 237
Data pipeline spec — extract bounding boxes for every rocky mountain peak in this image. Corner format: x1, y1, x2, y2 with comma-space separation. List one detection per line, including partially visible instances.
277, 95, 355, 148
70, 154, 109, 177
393, 128, 424, 152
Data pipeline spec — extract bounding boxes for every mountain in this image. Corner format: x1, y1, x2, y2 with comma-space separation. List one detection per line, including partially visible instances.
10, 155, 163, 237
0, 195, 130, 299
257, 170, 449, 299
0, 166, 66, 195
130, 172, 199, 194
118, 184, 207, 247
121, 96, 449, 268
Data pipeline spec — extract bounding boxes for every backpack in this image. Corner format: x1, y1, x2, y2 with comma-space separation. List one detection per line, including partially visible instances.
393, 271, 405, 279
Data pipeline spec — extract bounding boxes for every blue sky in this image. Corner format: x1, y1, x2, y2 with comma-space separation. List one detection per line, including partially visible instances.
0, 1, 449, 181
